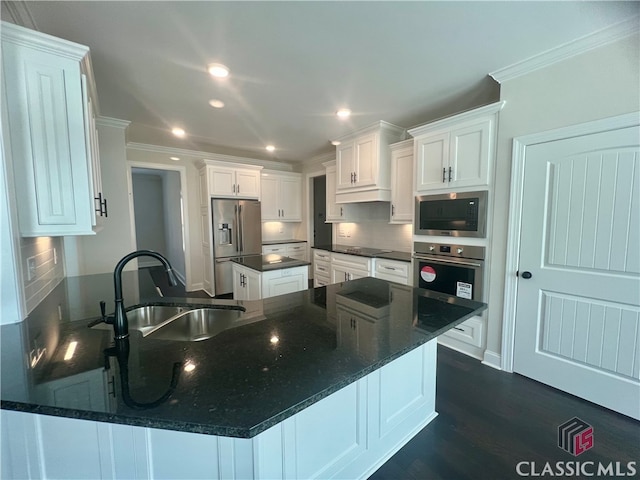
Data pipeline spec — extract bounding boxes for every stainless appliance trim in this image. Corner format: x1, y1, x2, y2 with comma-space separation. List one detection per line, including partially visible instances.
413, 241, 485, 301
414, 190, 488, 238
413, 254, 482, 268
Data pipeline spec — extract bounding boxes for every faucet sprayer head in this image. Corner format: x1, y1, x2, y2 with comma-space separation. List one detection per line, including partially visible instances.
166, 268, 178, 287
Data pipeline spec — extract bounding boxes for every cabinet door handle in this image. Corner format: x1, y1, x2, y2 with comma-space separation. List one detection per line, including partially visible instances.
442, 167, 446, 183
354, 172, 356, 183
281, 209, 284, 217
340, 207, 343, 216
237, 184, 240, 194
391, 204, 395, 216
448, 166, 452, 182
233, 184, 236, 193
102, 197, 108, 217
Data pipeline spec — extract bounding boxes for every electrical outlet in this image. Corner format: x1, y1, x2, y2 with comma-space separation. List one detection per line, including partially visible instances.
27, 256, 36, 281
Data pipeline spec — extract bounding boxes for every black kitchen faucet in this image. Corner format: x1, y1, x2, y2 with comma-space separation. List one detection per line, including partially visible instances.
90, 250, 178, 339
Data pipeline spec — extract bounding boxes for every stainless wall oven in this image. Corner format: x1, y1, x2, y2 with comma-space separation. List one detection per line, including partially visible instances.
414, 190, 488, 238
413, 242, 485, 301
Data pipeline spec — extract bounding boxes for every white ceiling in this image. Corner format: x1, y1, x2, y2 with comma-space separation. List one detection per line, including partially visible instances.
6, 1, 637, 163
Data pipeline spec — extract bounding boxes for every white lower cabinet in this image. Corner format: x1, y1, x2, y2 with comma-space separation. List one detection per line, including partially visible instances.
438, 315, 485, 359
330, 253, 372, 283
233, 263, 308, 301
373, 258, 410, 285
313, 249, 331, 287
1, 340, 437, 480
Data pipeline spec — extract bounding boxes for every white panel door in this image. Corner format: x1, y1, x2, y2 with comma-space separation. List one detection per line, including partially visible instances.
354, 132, 377, 187
235, 168, 260, 199
449, 118, 491, 188
514, 126, 640, 419
336, 142, 355, 190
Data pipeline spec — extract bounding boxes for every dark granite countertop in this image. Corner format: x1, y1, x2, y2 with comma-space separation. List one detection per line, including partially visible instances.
262, 239, 307, 245
313, 244, 411, 263
231, 254, 311, 272
1, 273, 486, 439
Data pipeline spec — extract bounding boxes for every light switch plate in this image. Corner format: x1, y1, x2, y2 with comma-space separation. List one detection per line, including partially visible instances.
27, 256, 36, 281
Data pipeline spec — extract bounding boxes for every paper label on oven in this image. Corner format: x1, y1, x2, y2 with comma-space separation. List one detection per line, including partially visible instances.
456, 282, 472, 299
420, 266, 436, 282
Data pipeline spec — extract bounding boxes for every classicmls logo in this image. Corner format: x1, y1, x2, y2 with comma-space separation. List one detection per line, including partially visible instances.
558, 417, 594, 457
515, 417, 636, 476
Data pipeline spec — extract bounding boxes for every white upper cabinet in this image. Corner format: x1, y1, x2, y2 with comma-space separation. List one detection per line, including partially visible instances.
1, 22, 104, 236
324, 160, 360, 223
410, 101, 504, 193
260, 170, 301, 222
204, 161, 262, 199
389, 139, 414, 224
334, 121, 406, 203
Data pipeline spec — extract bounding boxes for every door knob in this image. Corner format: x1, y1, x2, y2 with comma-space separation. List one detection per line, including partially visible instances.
521, 271, 532, 279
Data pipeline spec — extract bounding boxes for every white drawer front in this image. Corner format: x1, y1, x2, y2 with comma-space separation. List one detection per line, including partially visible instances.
286, 243, 306, 252
314, 275, 330, 288
331, 252, 371, 271
374, 259, 409, 279
313, 249, 331, 262
314, 261, 330, 276
442, 316, 483, 348
263, 245, 287, 254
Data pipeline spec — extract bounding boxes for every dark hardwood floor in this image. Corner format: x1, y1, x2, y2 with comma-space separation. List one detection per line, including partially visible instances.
146, 266, 639, 479
369, 346, 640, 480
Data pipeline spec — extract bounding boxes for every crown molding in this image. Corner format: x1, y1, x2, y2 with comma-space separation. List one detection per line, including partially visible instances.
96, 117, 131, 129
408, 101, 505, 137
1, 20, 89, 60
126, 142, 293, 171
490, 16, 640, 84
1, 1, 37, 30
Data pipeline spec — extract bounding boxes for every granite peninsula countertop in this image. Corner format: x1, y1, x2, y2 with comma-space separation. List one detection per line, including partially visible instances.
231, 254, 311, 272
0, 273, 486, 439
313, 244, 411, 262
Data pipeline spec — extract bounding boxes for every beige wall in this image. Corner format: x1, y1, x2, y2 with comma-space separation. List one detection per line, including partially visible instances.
64, 119, 136, 277
486, 33, 640, 357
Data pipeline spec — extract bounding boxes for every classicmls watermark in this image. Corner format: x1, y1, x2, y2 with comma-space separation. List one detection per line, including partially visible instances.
515, 417, 637, 477
558, 417, 593, 456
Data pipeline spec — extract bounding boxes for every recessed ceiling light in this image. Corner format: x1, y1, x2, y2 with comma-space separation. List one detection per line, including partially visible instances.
336, 108, 351, 119
208, 99, 225, 108
170, 156, 180, 161
331, 140, 341, 146
266, 145, 276, 152
207, 63, 229, 78
172, 127, 186, 138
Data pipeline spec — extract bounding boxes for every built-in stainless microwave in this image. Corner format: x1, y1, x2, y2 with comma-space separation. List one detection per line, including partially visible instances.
414, 191, 488, 238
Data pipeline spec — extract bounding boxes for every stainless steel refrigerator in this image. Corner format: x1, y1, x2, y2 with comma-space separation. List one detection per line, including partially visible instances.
212, 198, 262, 295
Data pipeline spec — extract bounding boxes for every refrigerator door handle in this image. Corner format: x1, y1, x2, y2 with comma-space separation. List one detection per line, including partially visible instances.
234, 204, 241, 254
239, 204, 244, 253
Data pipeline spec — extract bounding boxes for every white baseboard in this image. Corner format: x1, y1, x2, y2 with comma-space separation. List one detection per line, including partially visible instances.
481, 350, 502, 370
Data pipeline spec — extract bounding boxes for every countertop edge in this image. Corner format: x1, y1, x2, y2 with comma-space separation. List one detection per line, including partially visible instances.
1, 303, 486, 439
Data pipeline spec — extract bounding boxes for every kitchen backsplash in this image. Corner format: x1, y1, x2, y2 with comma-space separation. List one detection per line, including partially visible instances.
334, 222, 413, 252
21, 237, 65, 313
262, 222, 301, 242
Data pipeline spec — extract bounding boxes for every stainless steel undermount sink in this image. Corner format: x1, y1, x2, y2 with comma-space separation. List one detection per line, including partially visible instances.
146, 308, 245, 342
91, 304, 246, 340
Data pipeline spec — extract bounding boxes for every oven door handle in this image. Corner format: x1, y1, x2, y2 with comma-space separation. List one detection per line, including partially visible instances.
413, 255, 483, 268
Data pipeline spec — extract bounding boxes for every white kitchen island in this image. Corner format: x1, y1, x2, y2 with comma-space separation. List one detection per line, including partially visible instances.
231, 254, 309, 300
1, 276, 486, 479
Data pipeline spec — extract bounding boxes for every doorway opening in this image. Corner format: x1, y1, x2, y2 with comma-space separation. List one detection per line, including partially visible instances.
130, 166, 187, 286
312, 175, 332, 247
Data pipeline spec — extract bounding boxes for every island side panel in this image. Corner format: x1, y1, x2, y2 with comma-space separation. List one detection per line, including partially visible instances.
0, 339, 438, 480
